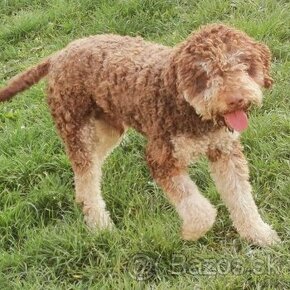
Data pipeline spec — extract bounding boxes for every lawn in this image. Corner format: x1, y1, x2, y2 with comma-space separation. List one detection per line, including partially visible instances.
0, 0, 289, 289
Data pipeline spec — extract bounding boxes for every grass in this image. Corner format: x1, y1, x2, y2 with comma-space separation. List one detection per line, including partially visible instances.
0, 0, 289, 289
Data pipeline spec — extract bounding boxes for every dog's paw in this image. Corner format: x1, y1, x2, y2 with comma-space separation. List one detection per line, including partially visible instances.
84, 207, 115, 231
181, 214, 216, 241
238, 222, 281, 247
178, 195, 217, 241
181, 224, 210, 241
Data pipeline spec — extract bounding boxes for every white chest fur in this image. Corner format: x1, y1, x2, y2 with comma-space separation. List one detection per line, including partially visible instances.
171, 128, 240, 165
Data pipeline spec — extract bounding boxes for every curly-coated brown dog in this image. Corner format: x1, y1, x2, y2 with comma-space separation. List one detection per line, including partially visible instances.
0, 24, 280, 246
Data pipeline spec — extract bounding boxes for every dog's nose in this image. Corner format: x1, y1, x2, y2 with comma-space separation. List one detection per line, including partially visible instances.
226, 96, 245, 108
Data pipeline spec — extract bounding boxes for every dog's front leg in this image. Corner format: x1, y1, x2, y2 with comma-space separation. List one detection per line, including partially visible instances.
209, 144, 280, 246
146, 140, 216, 241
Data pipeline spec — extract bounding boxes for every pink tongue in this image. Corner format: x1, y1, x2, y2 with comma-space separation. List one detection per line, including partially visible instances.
224, 110, 248, 132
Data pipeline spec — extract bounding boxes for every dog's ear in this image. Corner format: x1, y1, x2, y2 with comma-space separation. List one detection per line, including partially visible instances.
255, 43, 273, 88
176, 57, 209, 101
164, 43, 212, 100
245, 43, 273, 89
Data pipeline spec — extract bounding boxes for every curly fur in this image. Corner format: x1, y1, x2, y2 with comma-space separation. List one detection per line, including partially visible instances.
0, 24, 280, 246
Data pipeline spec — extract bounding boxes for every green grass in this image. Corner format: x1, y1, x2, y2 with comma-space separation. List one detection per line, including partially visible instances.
0, 0, 289, 289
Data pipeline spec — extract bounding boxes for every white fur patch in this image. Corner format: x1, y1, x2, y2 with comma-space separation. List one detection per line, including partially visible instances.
171, 128, 239, 166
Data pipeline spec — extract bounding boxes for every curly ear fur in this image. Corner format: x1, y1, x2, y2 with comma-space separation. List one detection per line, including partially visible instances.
164, 38, 223, 101
254, 43, 273, 88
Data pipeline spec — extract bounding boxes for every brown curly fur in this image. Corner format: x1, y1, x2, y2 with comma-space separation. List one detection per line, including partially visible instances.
0, 24, 280, 246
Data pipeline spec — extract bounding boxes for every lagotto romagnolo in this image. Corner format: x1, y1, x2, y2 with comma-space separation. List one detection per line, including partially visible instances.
0, 24, 280, 246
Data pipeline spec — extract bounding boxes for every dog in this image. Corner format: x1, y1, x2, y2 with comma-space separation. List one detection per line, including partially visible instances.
0, 24, 280, 246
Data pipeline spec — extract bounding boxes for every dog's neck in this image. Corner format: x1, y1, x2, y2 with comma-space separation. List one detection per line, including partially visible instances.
173, 94, 225, 136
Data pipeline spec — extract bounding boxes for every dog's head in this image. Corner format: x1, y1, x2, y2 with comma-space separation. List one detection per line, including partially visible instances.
165, 24, 273, 132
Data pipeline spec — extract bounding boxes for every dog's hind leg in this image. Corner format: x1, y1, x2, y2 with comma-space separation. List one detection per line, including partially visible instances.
48, 90, 123, 230
72, 119, 123, 230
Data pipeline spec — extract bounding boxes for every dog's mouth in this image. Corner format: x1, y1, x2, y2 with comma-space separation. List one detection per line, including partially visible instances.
223, 110, 249, 132
222, 100, 252, 132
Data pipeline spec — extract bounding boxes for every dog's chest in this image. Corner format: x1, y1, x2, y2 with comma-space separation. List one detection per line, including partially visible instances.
171, 129, 239, 165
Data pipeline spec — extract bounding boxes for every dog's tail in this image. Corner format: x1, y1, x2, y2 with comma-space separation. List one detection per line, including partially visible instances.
0, 58, 50, 102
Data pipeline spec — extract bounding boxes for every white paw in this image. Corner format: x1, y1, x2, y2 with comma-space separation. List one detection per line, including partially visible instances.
177, 194, 217, 241
238, 222, 281, 247
83, 205, 114, 231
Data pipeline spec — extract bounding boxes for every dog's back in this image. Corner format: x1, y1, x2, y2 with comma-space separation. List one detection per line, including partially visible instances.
0, 34, 170, 104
